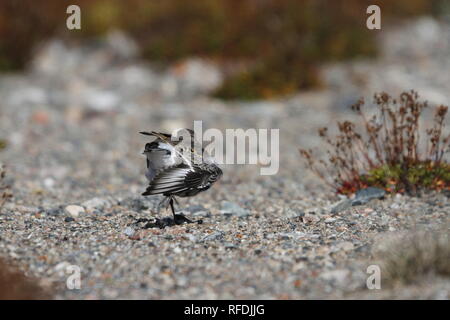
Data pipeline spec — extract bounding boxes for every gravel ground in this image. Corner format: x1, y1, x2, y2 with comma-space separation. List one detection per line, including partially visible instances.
0, 18, 449, 299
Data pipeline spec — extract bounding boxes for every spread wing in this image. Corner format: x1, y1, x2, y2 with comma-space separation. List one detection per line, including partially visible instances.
141, 131, 188, 181
144, 141, 177, 166
142, 165, 221, 196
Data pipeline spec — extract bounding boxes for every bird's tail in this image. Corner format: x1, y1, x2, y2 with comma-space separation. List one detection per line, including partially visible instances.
140, 131, 172, 141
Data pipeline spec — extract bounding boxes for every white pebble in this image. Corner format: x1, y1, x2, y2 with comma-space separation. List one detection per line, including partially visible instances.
65, 205, 85, 218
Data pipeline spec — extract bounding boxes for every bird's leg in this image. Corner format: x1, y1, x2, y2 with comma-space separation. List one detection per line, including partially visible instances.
157, 197, 168, 215
169, 196, 193, 225
169, 197, 176, 217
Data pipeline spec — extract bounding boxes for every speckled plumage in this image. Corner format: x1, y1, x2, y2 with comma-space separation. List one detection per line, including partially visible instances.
140, 130, 222, 218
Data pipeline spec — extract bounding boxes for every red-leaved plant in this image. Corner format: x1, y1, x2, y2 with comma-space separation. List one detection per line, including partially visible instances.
300, 91, 450, 195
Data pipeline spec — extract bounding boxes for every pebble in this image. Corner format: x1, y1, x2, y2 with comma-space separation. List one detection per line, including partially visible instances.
331, 199, 352, 214
123, 227, 135, 237
173, 247, 182, 254
64, 205, 85, 218
43, 177, 55, 188
224, 243, 238, 250
202, 232, 224, 242
82, 198, 109, 212
324, 217, 337, 224
390, 203, 401, 209
220, 201, 251, 217
284, 208, 305, 218
352, 187, 386, 205
183, 234, 198, 242
121, 197, 152, 212
303, 212, 321, 223
45, 208, 62, 216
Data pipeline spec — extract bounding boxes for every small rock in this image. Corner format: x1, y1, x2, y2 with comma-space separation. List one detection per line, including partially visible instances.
64, 205, 85, 218
278, 232, 293, 240
324, 217, 337, 224
46, 208, 62, 216
363, 208, 375, 214
183, 234, 198, 242
184, 205, 211, 217
191, 210, 211, 217
129, 231, 143, 241
302, 212, 320, 224
121, 197, 151, 212
224, 243, 238, 250
64, 217, 75, 223
352, 187, 386, 206
173, 247, 182, 254
123, 227, 135, 237
390, 203, 401, 209
331, 199, 352, 214
202, 231, 224, 242
284, 208, 305, 218
220, 201, 250, 217
184, 205, 206, 213
43, 177, 55, 188
84, 89, 120, 112
82, 197, 109, 212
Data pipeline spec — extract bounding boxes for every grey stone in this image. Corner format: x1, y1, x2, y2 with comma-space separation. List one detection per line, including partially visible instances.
224, 243, 238, 250
185, 205, 206, 214
82, 197, 109, 212
331, 199, 352, 214
64, 205, 85, 218
283, 208, 305, 218
220, 201, 251, 217
123, 227, 135, 237
202, 232, 224, 242
46, 208, 62, 216
121, 197, 152, 212
352, 187, 386, 206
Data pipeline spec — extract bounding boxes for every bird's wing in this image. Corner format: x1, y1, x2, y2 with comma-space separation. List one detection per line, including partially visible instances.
142, 165, 193, 196
141, 131, 195, 168
142, 165, 215, 196
144, 142, 177, 170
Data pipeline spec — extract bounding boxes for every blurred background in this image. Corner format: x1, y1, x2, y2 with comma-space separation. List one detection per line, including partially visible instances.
1, 0, 449, 99
0, 0, 450, 300
0, 0, 450, 200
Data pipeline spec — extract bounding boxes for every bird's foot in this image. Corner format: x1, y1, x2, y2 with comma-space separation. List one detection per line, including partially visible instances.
140, 213, 201, 229
143, 217, 174, 229
130, 217, 151, 228
173, 213, 193, 225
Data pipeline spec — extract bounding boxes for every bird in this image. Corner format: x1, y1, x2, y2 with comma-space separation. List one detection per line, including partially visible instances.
140, 129, 222, 223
